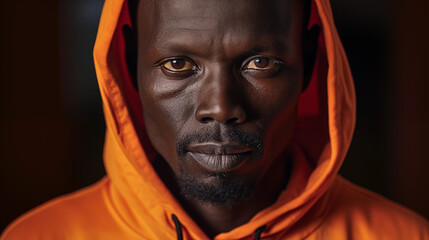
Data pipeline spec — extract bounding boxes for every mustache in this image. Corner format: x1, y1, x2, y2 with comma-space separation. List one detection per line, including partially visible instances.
176, 127, 264, 158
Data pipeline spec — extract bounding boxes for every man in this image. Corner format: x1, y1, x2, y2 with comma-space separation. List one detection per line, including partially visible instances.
2, 0, 429, 239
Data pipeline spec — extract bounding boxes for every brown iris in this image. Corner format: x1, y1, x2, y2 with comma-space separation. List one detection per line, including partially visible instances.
171, 59, 185, 69
162, 58, 195, 72
246, 57, 277, 70
254, 57, 269, 68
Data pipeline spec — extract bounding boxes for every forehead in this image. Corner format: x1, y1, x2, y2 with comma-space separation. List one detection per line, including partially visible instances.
163, 0, 296, 31
137, 0, 302, 57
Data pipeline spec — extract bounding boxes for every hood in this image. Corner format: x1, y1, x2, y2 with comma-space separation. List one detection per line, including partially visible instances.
93, 0, 355, 239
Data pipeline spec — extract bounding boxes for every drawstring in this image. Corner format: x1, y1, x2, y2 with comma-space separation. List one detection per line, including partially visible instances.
172, 214, 183, 240
254, 225, 266, 240
172, 214, 266, 240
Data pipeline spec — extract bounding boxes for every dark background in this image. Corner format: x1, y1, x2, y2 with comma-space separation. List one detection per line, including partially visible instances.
1, 0, 428, 232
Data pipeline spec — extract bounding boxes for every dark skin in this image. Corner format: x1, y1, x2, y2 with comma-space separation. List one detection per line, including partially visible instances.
128, 0, 318, 237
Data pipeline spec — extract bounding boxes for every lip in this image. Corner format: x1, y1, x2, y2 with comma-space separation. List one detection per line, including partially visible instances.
187, 142, 252, 172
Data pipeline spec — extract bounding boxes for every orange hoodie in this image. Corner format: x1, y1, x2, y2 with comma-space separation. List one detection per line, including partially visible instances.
2, 0, 429, 239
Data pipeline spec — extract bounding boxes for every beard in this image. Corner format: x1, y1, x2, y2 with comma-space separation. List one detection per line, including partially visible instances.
175, 127, 264, 206
177, 170, 255, 207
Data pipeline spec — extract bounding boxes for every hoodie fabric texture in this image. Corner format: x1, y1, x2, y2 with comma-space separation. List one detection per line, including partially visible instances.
2, 0, 429, 239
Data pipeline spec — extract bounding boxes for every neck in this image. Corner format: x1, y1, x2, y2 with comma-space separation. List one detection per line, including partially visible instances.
154, 155, 291, 238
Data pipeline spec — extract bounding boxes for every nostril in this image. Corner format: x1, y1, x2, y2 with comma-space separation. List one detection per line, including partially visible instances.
226, 118, 239, 125
200, 117, 213, 124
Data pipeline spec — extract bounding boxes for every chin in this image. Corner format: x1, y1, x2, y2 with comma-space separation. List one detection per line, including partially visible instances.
177, 170, 256, 207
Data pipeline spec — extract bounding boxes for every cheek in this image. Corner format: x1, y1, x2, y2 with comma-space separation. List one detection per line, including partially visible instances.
265, 100, 299, 156
138, 72, 196, 171
254, 71, 302, 157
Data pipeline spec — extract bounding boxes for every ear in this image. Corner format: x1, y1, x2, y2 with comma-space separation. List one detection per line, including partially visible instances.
302, 25, 320, 92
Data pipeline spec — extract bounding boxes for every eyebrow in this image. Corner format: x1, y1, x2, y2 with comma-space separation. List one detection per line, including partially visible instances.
245, 44, 287, 55
156, 35, 289, 60
239, 39, 290, 60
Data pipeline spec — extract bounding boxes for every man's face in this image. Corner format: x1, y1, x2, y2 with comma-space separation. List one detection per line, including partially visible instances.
136, 0, 304, 204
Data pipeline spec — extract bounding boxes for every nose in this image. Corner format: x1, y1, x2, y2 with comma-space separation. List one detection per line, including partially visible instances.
195, 66, 246, 125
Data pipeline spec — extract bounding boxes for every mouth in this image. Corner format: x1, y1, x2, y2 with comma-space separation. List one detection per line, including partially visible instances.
186, 142, 253, 172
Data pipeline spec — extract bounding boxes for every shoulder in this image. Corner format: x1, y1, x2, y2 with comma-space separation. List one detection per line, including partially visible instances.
1, 178, 117, 240
320, 177, 429, 239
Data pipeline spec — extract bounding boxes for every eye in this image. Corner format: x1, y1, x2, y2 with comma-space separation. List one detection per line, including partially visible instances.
244, 56, 280, 71
161, 58, 197, 72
